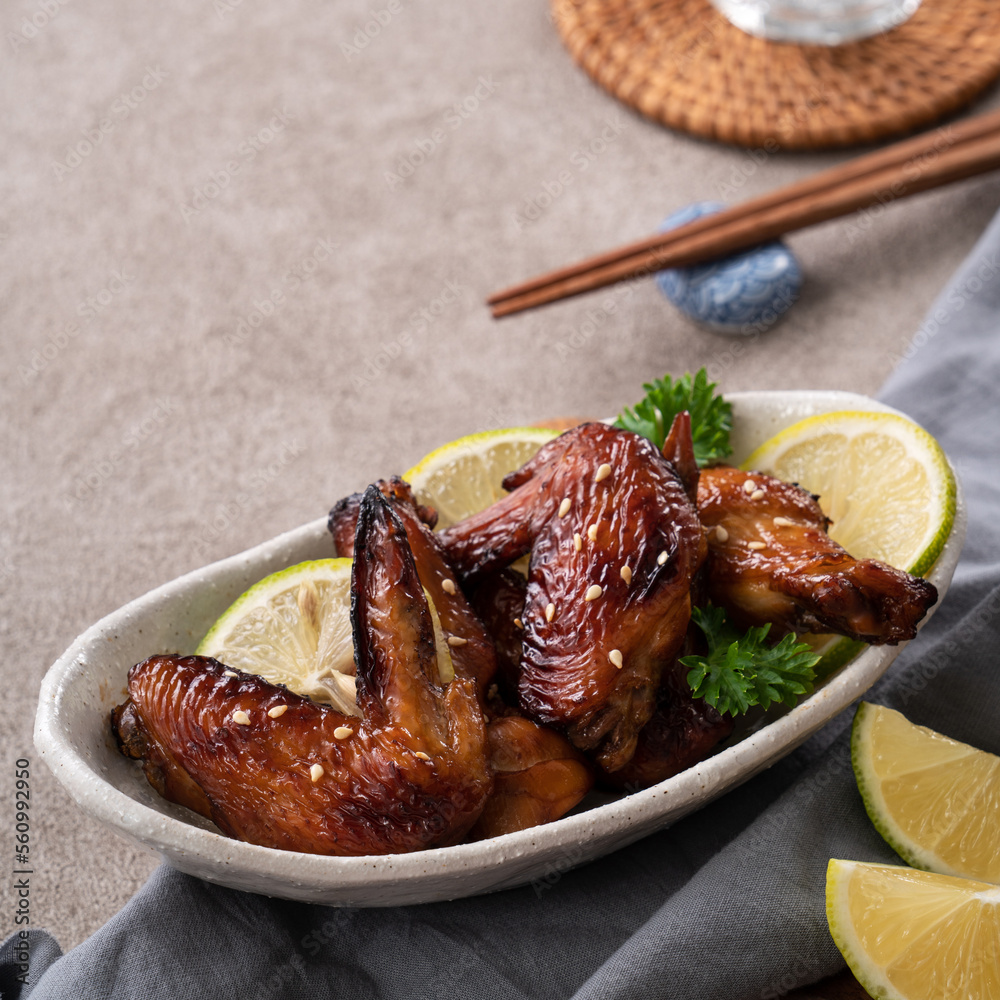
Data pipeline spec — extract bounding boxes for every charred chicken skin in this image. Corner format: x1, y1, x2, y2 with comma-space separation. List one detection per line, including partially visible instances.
330, 481, 593, 836
330, 476, 499, 703
697, 465, 937, 644
329, 476, 437, 558
112, 487, 491, 855
439, 419, 706, 772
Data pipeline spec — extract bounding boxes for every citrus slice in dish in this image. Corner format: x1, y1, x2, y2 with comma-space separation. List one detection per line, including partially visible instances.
196, 559, 361, 715
852, 702, 1000, 883
743, 411, 955, 675
196, 559, 455, 716
742, 410, 955, 575
826, 859, 1000, 999
403, 426, 558, 529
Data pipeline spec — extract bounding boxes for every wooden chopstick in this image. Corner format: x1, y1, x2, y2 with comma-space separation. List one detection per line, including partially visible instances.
488, 109, 1000, 318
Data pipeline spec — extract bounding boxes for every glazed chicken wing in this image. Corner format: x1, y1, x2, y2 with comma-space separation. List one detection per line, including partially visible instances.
440, 420, 706, 772
112, 487, 491, 855
330, 477, 498, 702
467, 568, 528, 706
329, 476, 437, 557
697, 465, 937, 643
331, 481, 594, 836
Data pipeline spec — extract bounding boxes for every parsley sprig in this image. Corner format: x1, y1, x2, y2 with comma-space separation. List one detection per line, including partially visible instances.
613, 368, 733, 466
681, 605, 820, 717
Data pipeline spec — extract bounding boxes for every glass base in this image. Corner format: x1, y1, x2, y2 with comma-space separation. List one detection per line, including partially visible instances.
709, 0, 922, 45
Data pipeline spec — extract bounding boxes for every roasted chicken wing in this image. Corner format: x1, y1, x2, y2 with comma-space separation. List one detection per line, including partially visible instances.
331, 477, 497, 702
331, 481, 594, 837
467, 568, 528, 706
697, 465, 937, 643
468, 716, 593, 840
329, 476, 437, 558
112, 487, 491, 855
440, 420, 706, 772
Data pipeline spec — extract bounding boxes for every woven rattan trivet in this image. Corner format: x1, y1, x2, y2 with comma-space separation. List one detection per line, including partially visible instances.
551, 0, 1000, 149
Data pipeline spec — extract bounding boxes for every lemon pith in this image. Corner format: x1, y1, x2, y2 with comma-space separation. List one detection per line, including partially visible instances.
196, 558, 456, 715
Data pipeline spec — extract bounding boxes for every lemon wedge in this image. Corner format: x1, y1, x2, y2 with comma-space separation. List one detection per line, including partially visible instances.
744, 411, 954, 674
196, 559, 361, 715
403, 427, 558, 529
827, 859, 1000, 999
742, 410, 955, 575
852, 702, 1000, 883
196, 559, 455, 714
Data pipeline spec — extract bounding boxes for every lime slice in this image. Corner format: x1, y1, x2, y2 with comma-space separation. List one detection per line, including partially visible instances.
197, 559, 360, 715
852, 702, 1000, 883
404, 427, 558, 529
743, 411, 955, 674
743, 410, 955, 575
196, 559, 455, 715
826, 859, 1000, 999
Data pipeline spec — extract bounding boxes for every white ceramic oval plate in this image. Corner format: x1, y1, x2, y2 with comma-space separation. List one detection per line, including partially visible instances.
35, 391, 967, 905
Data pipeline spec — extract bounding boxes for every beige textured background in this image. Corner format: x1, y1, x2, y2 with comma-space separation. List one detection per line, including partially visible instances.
3, 0, 1000, 952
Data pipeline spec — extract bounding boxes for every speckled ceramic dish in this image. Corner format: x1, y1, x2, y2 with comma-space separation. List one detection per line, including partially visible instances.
35, 391, 966, 905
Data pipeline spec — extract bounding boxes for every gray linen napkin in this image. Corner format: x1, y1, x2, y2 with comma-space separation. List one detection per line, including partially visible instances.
6, 210, 1000, 1000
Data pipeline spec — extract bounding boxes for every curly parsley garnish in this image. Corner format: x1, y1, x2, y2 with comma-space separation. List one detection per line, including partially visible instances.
613, 368, 733, 466
681, 605, 820, 717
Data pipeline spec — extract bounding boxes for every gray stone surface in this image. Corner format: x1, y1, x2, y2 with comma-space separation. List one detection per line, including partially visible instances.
3, 0, 999, 952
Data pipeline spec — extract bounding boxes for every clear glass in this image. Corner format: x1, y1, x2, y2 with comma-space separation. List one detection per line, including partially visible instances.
708, 0, 922, 45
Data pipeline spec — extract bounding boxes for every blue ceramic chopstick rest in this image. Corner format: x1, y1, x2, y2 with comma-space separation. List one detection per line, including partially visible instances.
655, 202, 802, 335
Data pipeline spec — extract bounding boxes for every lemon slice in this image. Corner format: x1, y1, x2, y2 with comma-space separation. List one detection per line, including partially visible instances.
742, 410, 955, 575
744, 411, 955, 674
852, 702, 1000, 883
826, 859, 1000, 999
197, 559, 361, 715
404, 427, 558, 529
196, 559, 455, 716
